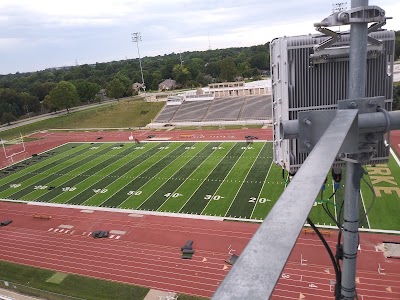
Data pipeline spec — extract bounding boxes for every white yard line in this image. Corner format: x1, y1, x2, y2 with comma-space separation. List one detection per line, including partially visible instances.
44, 143, 142, 205
390, 147, 400, 167
134, 142, 203, 208
95, 142, 162, 207
223, 144, 264, 218
177, 142, 236, 212
113, 143, 185, 208
4, 143, 97, 199
154, 143, 215, 211
250, 157, 273, 219
74, 144, 154, 206
332, 180, 338, 221
200, 143, 255, 215
359, 189, 371, 229
0, 143, 87, 185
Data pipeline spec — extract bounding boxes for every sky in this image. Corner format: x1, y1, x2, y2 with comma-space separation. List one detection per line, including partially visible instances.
1, 0, 399, 75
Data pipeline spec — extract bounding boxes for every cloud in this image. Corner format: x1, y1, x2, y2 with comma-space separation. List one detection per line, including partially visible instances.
0, 0, 399, 74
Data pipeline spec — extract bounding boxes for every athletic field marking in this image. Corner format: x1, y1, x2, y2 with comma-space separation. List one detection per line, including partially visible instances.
0, 233, 226, 276
135, 142, 196, 208
390, 148, 400, 167
137, 143, 206, 209
10, 144, 117, 201
157, 142, 222, 212
177, 143, 236, 213
78, 144, 163, 206
359, 190, 371, 229
116, 143, 186, 208
250, 157, 273, 219
0, 144, 91, 192
332, 180, 338, 221
223, 144, 264, 217
94, 142, 164, 207
201, 143, 252, 215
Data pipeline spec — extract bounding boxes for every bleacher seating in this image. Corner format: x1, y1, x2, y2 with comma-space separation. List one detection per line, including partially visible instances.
154, 95, 271, 123
171, 101, 211, 121
154, 105, 180, 122
239, 95, 272, 119
204, 97, 246, 121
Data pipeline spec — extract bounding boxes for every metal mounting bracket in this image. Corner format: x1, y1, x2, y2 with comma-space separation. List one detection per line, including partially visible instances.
298, 110, 358, 153
314, 6, 389, 27
311, 7, 389, 64
298, 96, 386, 154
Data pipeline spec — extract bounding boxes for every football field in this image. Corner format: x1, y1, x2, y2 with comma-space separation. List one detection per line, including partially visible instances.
0, 142, 280, 220
1, 141, 400, 229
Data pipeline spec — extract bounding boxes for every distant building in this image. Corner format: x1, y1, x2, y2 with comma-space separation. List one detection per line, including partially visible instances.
132, 82, 144, 92
159, 79, 177, 91
206, 80, 270, 98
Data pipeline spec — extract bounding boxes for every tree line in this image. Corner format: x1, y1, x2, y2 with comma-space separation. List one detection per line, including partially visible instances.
0, 43, 271, 123
0, 30, 399, 125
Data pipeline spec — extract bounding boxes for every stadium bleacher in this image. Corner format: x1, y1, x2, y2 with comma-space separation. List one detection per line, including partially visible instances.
153, 95, 271, 123
154, 105, 180, 123
239, 95, 272, 119
171, 101, 211, 122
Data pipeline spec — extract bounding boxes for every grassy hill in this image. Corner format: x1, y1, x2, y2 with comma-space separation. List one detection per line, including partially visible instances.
0, 99, 165, 141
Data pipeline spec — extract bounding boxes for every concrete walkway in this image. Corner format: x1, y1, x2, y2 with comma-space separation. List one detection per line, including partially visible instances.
143, 289, 177, 300
0, 288, 43, 300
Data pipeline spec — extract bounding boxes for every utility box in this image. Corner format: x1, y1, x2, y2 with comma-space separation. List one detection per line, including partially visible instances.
271, 30, 395, 173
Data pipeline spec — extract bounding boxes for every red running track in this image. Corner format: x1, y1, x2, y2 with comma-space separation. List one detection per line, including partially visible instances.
0, 202, 399, 299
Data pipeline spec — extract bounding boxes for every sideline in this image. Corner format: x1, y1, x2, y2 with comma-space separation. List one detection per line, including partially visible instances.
1, 199, 397, 234
390, 147, 400, 167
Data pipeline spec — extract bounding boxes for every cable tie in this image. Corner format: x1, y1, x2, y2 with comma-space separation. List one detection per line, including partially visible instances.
343, 252, 358, 259
343, 219, 358, 223
343, 228, 358, 233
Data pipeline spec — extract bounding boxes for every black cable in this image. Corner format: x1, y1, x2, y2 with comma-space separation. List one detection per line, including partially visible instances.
307, 217, 341, 299
322, 203, 340, 228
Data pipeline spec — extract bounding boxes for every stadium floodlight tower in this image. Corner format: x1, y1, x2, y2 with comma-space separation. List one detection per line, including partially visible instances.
213, 1, 400, 300
131, 32, 146, 96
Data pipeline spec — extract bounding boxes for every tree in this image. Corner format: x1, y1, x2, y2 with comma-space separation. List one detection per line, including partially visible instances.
205, 61, 220, 78
115, 74, 132, 92
0, 88, 23, 116
48, 81, 80, 113
73, 80, 101, 103
219, 57, 238, 82
1, 112, 17, 125
95, 95, 103, 104
42, 95, 56, 112
107, 79, 125, 101
394, 30, 400, 61
31, 82, 56, 101
20, 92, 40, 115
196, 73, 212, 86
150, 71, 163, 90
249, 52, 269, 70
172, 64, 191, 85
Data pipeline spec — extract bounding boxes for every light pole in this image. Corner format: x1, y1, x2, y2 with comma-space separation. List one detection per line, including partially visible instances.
131, 32, 146, 97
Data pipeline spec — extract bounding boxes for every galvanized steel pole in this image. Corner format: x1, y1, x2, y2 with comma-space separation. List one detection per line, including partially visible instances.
341, 0, 368, 298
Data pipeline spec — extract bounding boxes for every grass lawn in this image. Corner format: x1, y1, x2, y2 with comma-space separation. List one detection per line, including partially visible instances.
0, 99, 164, 141
0, 260, 149, 300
